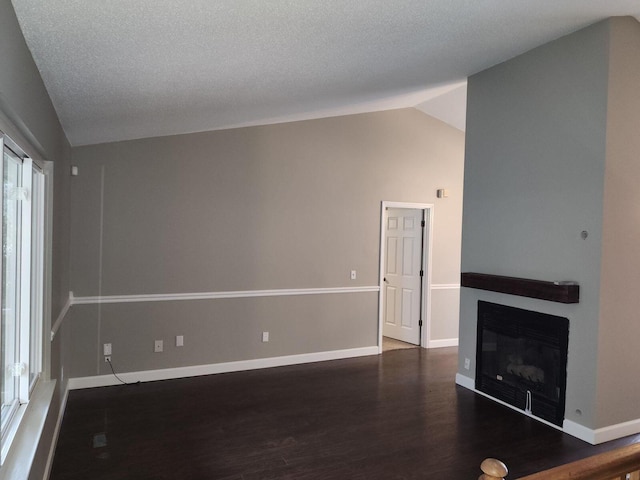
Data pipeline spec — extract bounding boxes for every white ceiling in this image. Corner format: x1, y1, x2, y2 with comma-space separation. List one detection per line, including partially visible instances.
11, 1, 640, 146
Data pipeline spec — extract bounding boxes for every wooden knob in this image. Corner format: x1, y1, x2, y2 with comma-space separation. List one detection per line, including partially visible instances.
479, 458, 508, 480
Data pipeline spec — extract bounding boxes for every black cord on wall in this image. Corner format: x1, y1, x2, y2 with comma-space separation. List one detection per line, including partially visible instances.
106, 359, 140, 385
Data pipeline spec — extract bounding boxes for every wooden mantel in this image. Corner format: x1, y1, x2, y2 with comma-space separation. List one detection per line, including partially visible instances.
461, 272, 579, 304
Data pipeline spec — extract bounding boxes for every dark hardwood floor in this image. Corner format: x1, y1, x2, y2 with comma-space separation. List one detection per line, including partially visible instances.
50, 348, 639, 479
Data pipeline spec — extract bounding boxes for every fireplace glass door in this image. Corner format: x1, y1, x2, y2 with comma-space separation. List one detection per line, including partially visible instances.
476, 301, 569, 426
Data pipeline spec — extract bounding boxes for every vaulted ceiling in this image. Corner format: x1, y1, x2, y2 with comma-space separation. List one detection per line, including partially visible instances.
12, 1, 640, 146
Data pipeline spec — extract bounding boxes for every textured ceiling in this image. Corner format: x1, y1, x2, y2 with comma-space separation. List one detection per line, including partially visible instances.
11, 0, 640, 146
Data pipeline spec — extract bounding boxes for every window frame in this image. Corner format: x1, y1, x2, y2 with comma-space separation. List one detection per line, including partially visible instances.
0, 130, 50, 464
29, 163, 45, 394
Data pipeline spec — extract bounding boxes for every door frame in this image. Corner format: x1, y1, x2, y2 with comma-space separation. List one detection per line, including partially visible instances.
378, 201, 434, 353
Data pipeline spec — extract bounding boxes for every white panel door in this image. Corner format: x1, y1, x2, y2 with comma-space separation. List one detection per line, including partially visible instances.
383, 208, 423, 345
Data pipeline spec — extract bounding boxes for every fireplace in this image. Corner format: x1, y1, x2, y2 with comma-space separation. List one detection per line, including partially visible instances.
475, 301, 569, 426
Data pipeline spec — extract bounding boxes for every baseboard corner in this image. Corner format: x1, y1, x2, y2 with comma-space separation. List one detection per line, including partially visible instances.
455, 373, 475, 390
428, 338, 459, 348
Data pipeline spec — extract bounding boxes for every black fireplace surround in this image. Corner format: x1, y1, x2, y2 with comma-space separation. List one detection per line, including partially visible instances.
475, 301, 569, 426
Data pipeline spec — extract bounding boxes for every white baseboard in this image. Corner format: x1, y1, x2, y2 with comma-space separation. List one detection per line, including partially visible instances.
457, 374, 640, 444
428, 338, 458, 348
593, 418, 640, 444
562, 419, 596, 444
563, 417, 640, 445
42, 385, 69, 480
68, 346, 379, 390
455, 373, 475, 390
457, 375, 563, 433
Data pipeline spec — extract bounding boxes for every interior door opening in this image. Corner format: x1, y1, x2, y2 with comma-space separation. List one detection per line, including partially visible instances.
378, 202, 432, 351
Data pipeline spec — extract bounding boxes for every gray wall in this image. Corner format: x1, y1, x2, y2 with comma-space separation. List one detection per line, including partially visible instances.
0, 1, 71, 478
68, 109, 464, 377
460, 21, 611, 430
596, 17, 640, 428
461, 17, 640, 434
